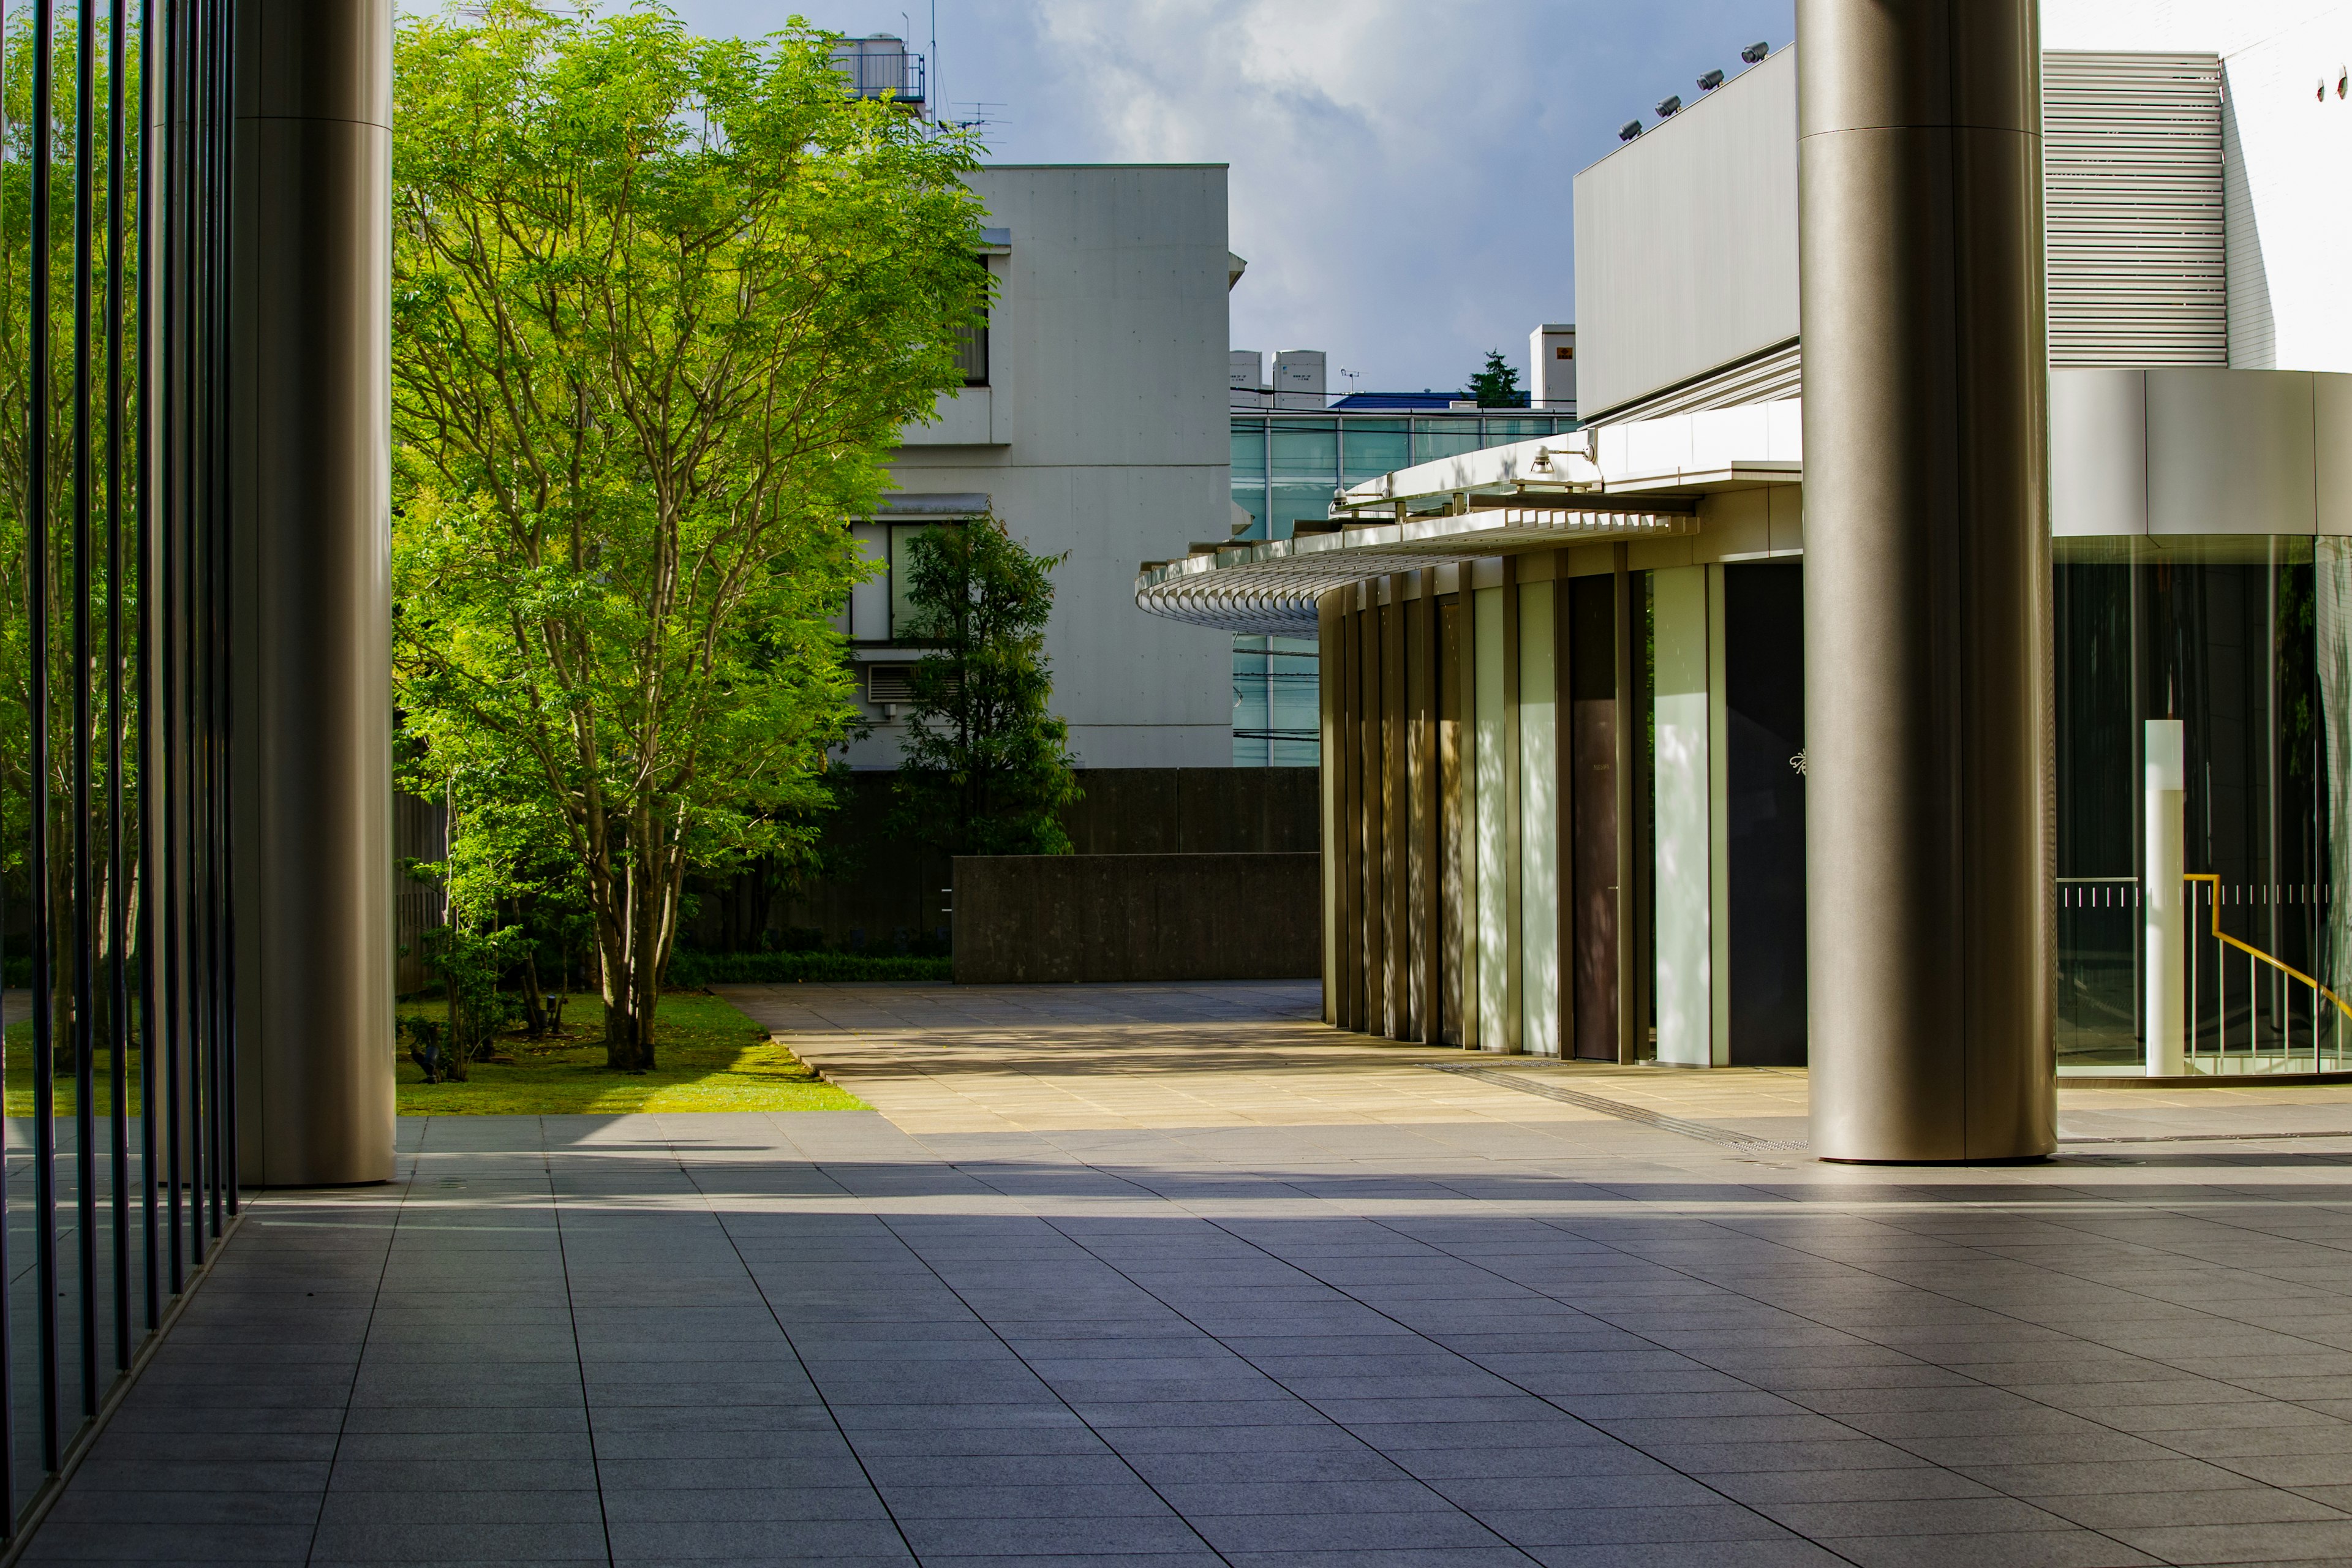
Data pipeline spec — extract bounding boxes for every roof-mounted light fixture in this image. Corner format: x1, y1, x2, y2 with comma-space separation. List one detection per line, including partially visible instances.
1618, 119, 1643, 141
1656, 94, 1682, 117
1697, 69, 1725, 91
1741, 41, 1770, 64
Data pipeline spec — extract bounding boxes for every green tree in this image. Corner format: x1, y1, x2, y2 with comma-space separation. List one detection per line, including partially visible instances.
892, 515, 1081, 856
1465, 348, 1524, 408
390, 1, 988, 1069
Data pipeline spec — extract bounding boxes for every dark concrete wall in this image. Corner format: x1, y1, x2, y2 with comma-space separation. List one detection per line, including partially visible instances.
685, 767, 1319, 956
952, 853, 1321, 983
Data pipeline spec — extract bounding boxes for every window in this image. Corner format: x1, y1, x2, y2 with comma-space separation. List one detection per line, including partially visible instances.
1269, 420, 1338, 540
954, 313, 989, 386
1231, 420, 1268, 538
888, 522, 951, 639
1341, 419, 1409, 488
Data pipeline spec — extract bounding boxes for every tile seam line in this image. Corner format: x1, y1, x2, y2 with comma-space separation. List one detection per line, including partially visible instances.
1341, 1202, 2163, 1563
682, 1117, 921, 1567
1085, 1154, 2135, 1561
297, 1140, 412, 1567
1152, 1213, 1853, 1561
1486, 1171, 2352, 1540
543, 1116, 616, 1568
956, 1153, 1711, 1566
0, 1200, 258, 1568
850, 1194, 1241, 1564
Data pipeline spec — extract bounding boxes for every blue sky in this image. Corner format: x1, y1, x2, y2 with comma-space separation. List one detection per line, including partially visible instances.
662, 2, 1796, 394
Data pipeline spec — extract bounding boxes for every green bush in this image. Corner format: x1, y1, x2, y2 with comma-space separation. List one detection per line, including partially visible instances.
665, 950, 951, 986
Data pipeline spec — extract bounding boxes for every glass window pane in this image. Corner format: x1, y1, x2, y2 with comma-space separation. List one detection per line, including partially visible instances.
889, 524, 940, 639
1481, 417, 1550, 445
1341, 420, 1409, 486
1230, 420, 1267, 540
1268, 636, 1321, 765
1232, 636, 1271, 766
1413, 418, 1483, 465
1270, 421, 1338, 541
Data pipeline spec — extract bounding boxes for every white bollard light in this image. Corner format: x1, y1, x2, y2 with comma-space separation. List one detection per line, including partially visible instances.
2144, 720, 2187, 1077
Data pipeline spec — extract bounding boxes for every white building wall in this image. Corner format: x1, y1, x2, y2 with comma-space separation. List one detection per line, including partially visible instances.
851, 164, 1235, 769
1651, 566, 1712, 1068
1572, 48, 1800, 420
2045, 2, 2352, 372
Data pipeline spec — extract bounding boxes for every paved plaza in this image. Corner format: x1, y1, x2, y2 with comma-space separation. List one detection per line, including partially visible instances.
32, 984, 2352, 1566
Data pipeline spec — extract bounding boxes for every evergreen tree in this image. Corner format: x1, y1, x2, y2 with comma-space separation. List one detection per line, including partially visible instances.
1466, 348, 1525, 408
893, 515, 1082, 855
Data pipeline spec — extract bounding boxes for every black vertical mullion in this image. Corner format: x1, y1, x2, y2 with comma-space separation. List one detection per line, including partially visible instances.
135, 0, 160, 1336
157, 0, 183, 1297
214, 0, 236, 1212
29, 0, 65, 1476
108, 0, 134, 1372
192, 0, 216, 1253
75, 0, 105, 1420
201, 0, 225, 1242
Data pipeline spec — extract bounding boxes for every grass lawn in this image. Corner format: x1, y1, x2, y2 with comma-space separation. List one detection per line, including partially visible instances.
1, 992, 863, 1117
0, 1035, 141, 1119
397, 990, 867, 1115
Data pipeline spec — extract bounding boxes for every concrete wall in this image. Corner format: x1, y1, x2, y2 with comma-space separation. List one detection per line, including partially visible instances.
842, 165, 1237, 770
952, 853, 1321, 983
1578, 10, 2352, 415
683, 767, 1319, 956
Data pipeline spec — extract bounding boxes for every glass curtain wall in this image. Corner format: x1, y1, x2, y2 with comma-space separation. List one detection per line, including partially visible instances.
2056, 535, 2349, 1071
0, 0, 239, 1531
1228, 411, 1577, 765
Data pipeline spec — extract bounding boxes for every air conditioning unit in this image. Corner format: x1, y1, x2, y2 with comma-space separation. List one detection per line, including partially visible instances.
867, 665, 916, 703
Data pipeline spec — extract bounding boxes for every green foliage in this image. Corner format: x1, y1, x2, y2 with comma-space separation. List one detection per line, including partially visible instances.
666, 949, 951, 985
393, 991, 865, 1114
1465, 348, 1524, 409
892, 515, 1082, 857
390, 1, 988, 1069
0, 15, 144, 1052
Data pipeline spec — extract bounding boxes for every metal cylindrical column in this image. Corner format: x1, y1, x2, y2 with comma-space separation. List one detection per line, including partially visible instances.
1798, 0, 2056, 1161
231, 2, 395, 1185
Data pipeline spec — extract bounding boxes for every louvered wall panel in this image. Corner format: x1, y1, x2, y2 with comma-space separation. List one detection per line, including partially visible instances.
2043, 52, 2226, 367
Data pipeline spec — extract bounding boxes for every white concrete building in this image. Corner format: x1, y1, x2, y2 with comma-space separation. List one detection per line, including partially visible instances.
1138, 1, 2352, 1082
840, 164, 1238, 769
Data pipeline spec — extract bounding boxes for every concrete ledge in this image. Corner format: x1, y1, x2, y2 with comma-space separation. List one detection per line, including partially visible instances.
952, 853, 1319, 983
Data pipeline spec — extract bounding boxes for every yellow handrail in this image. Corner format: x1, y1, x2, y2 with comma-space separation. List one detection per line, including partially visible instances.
2182, 873, 2352, 1023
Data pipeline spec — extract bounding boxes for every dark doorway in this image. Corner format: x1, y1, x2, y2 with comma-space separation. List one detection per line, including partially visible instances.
1725, 564, 1807, 1065
1569, 574, 1619, 1060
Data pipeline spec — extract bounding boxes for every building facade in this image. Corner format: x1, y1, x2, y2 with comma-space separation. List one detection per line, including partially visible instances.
841, 165, 1238, 771
1226, 375, 1583, 765
1138, 4, 2352, 1082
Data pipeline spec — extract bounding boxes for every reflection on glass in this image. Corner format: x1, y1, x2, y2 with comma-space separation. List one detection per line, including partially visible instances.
1339, 420, 1408, 488
2054, 535, 2348, 1072
1228, 421, 1265, 540
1268, 421, 1336, 543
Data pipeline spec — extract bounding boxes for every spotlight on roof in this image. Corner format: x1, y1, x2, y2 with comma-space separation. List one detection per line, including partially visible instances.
1741, 40, 1770, 64
1618, 119, 1643, 141
1656, 94, 1682, 117
1697, 69, 1725, 91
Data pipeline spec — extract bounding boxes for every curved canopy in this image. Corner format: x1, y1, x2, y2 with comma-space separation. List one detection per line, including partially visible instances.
1134, 507, 1700, 634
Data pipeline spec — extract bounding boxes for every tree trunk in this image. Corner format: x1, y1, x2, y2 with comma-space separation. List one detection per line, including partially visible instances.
600, 853, 658, 1072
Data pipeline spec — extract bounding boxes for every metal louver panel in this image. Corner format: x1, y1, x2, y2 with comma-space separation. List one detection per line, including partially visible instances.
2043, 52, 2226, 368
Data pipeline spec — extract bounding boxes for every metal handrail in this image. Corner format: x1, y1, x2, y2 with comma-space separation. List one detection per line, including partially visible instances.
2183, 873, 2352, 1024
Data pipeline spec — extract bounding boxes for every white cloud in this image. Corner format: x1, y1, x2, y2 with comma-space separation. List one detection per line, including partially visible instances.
662, 0, 1796, 391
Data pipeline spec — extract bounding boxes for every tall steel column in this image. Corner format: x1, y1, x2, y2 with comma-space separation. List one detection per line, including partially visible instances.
1798, 0, 2056, 1161
230, 1, 395, 1185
